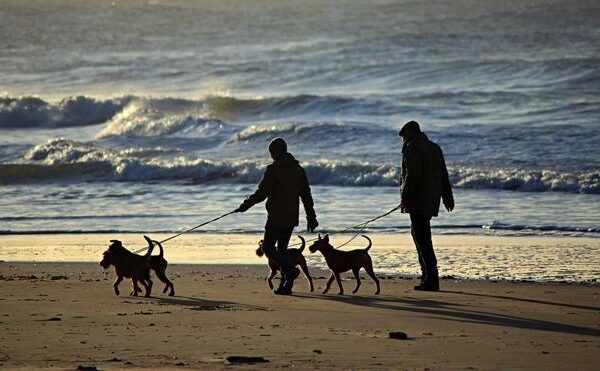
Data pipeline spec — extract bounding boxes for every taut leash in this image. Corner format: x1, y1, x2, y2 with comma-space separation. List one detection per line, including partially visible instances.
133, 204, 401, 254
133, 210, 237, 254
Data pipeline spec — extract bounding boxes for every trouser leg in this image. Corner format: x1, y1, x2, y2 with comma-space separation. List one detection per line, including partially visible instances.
275, 227, 294, 289
410, 213, 438, 283
410, 221, 426, 281
262, 224, 295, 288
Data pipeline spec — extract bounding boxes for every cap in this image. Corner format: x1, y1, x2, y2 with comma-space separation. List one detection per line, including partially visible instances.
398, 120, 420, 137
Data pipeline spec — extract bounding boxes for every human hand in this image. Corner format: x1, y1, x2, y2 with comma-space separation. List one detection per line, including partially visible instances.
307, 218, 319, 232
444, 197, 454, 212
400, 199, 410, 213
235, 203, 250, 213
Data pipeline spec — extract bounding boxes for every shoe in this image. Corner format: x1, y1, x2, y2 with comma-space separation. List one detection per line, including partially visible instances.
413, 282, 439, 291
274, 287, 292, 295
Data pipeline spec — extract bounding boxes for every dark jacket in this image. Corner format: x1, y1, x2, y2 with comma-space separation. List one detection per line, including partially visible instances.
241, 152, 316, 228
401, 132, 453, 217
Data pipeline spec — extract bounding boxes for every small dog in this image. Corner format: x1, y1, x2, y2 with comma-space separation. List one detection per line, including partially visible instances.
309, 234, 380, 295
141, 236, 175, 296
100, 239, 153, 297
256, 235, 314, 292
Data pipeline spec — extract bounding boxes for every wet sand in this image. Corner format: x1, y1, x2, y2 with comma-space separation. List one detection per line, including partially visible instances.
0, 261, 598, 370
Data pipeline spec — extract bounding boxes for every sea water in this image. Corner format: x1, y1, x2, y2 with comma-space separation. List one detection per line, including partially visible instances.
1, 0, 599, 280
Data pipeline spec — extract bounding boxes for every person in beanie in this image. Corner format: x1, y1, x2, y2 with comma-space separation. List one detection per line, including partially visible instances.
398, 121, 454, 291
235, 137, 318, 295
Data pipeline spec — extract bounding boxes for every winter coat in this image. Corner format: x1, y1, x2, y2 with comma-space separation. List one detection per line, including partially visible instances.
241, 152, 316, 228
401, 132, 453, 217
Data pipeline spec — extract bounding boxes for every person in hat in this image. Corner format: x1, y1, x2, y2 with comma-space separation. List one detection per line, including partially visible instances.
235, 137, 318, 295
398, 121, 454, 291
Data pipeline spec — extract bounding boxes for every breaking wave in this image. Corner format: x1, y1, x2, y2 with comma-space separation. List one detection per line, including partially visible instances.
2, 138, 598, 193
0, 95, 133, 128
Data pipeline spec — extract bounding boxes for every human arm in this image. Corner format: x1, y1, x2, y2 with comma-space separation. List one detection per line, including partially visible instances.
299, 168, 318, 232
236, 166, 274, 212
439, 150, 454, 212
400, 144, 423, 212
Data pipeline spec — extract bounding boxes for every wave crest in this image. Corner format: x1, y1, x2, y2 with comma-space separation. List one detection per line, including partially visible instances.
8, 139, 600, 194
0, 95, 132, 128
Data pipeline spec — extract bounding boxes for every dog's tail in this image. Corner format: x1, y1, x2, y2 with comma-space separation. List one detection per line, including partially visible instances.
152, 240, 165, 258
361, 235, 372, 251
297, 235, 306, 252
255, 240, 265, 257
142, 235, 155, 257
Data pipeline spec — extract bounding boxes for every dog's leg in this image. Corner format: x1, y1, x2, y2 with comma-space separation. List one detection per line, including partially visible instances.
364, 262, 380, 295
323, 273, 335, 294
334, 272, 344, 295
298, 259, 314, 292
155, 269, 175, 296
351, 267, 361, 294
267, 268, 276, 290
144, 277, 153, 298
131, 278, 139, 296
113, 276, 123, 296
131, 281, 142, 296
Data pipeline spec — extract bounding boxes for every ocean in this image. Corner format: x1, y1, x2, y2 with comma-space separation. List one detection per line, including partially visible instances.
1, 0, 599, 278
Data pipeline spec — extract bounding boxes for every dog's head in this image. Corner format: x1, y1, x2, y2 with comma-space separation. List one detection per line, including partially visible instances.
99, 240, 124, 268
308, 234, 331, 253
255, 240, 265, 257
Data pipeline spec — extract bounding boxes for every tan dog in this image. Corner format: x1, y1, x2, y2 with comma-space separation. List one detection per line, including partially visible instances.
256, 235, 314, 292
308, 234, 380, 295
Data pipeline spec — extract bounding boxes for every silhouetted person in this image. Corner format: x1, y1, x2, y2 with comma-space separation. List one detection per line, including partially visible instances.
398, 121, 454, 291
235, 137, 318, 295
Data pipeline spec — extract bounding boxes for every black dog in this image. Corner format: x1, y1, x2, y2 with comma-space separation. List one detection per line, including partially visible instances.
256, 235, 314, 292
142, 236, 175, 296
308, 234, 380, 295
100, 239, 153, 297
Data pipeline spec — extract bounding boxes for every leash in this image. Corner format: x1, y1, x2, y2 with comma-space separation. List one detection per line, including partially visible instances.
132, 204, 401, 254
332, 204, 401, 249
132, 210, 237, 254
287, 204, 402, 249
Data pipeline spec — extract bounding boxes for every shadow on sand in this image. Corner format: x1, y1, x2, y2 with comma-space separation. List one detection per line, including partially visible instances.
149, 295, 269, 312
293, 291, 600, 337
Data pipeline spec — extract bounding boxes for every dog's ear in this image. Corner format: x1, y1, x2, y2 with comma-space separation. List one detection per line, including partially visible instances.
318, 233, 321, 240
110, 240, 122, 247
323, 234, 329, 243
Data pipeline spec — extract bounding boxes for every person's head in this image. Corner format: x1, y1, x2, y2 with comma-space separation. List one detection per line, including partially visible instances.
268, 137, 287, 159
398, 120, 421, 142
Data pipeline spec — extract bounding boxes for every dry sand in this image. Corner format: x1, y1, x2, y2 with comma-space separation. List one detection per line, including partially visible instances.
1, 259, 599, 370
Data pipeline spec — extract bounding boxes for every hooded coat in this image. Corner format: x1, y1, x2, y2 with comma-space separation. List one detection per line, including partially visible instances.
241, 152, 316, 228
401, 132, 453, 217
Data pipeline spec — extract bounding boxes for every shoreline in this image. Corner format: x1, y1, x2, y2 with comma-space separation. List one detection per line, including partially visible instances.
1, 233, 598, 284
1, 262, 598, 369
1, 261, 598, 287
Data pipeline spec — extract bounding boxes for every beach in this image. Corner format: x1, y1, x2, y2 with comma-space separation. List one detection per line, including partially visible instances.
1, 234, 599, 370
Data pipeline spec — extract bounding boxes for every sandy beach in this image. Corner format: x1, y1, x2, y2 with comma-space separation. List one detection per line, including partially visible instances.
1, 234, 599, 370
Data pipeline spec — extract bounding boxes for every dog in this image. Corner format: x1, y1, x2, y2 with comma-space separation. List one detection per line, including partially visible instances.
256, 235, 314, 292
308, 234, 380, 295
100, 238, 153, 297
141, 236, 175, 296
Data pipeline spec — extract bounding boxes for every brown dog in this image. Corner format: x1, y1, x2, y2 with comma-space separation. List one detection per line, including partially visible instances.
256, 235, 314, 292
100, 239, 153, 297
141, 236, 175, 296
308, 234, 380, 295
